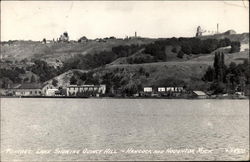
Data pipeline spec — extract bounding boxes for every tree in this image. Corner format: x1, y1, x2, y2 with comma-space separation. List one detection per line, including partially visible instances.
28, 60, 60, 82
42, 38, 46, 44
219, 38, 231, 47
171, 47, 177, 53
202, 66, 214, 82
210, 82, 226, 94
52, 79, 58, 87
230, 41, 241, 53
218, 52, 226, 82
213, 52, 225, 82
24, 77, 29, 83
70, 76, 77, 85
30, 75, 36, 83
213, 52, 220, 81
181, 44, 192, 55
177, 50, 184, 58
139, 67, 145, 74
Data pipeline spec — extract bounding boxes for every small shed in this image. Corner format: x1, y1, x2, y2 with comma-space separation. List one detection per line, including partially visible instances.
193, 91, 207, 99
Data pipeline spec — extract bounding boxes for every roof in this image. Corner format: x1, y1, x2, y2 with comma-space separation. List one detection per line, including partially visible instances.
18, 83, 43, 89
8, 84, 21, 89
67, 84, 104, 88
193, 91, 207, 96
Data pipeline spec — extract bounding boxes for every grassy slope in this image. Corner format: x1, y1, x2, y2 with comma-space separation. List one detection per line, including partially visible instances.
44, 48, 249, 88
2, 33, 248, 87
0, 38, 155, 63
103, 50, 249, 85
101, 33, 249, 87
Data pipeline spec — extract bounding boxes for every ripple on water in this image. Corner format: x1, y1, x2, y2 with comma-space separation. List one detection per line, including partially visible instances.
1, 98, 249, 161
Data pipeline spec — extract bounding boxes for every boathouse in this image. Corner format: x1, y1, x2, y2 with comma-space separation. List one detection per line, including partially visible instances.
192, 91, 207, 99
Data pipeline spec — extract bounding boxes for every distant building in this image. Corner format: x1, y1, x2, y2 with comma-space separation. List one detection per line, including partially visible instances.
192, 91, 207, 99
58, 32, 69, 42
143, 87, 152, 93
195, 24, 222, 37
224, 30, 236, 35
66, 85, 106, 97
78, 36, 88, 43
7, 83, 42, 96
94, 38, 106, 42
41, 83, 56, 95
46, 88, 59, 96
165, 87, 184, 92
1, 83, 55, 96
166, 87, 174, 92
196, 26, 203, 37
158, 87, 165, 92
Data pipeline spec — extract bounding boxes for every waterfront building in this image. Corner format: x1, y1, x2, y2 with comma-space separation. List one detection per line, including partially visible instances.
166, 87, 184, 92
158, 87, 166, 92
0, 83, 55, 96
66, 85, 106, 97
192, 91, 207, 99
46, 88, 60, 96
143, 87, 153, 93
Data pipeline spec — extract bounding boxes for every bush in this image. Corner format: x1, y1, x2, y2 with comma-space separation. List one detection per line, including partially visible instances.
171, 47, 177, 53
70, 76, 77, 85
230, 41, 241, 53
202, 66, 214, 82
210, 82, 226, 94
28, 60, 60, 82
52, 79, 58, 87
177, 50, 184, 58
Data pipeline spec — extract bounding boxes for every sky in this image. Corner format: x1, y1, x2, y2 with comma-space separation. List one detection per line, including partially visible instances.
1, 1, 249, 41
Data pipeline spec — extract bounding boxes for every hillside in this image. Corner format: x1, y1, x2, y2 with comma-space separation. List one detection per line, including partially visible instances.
199, 32, 249, 44
49, 47, 248, 92
1, 32, 248, 63
1, 32, 249, 94
0, 38, 155, 66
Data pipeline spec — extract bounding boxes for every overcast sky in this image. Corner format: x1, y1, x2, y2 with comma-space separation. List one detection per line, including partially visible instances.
1, 1, 249, 41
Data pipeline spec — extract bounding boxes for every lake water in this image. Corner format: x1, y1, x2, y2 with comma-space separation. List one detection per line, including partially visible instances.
1, 98, 249, 161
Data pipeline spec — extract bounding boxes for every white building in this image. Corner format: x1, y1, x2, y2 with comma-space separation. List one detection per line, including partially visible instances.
144, 87, 152, 92
46, 89, 59, 96
166, 87, 184, 92
66, 85, 106, 96
193, 91, 207, 99
158, 87, 165, 92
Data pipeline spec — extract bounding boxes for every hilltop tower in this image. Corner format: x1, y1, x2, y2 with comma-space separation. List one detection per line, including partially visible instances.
196, 26, 202, 37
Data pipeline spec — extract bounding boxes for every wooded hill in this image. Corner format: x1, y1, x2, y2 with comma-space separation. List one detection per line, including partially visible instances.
1, 32, 249, 95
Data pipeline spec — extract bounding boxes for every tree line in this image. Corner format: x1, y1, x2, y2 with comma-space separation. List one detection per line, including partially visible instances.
202, 52, 249, 94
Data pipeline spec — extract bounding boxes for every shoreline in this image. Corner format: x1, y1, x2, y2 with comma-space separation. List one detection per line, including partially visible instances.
0, 96, 248, 100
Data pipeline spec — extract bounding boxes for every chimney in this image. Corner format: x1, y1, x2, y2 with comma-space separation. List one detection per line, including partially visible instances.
217, 23, 219, 34
135, 32, 137, 38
